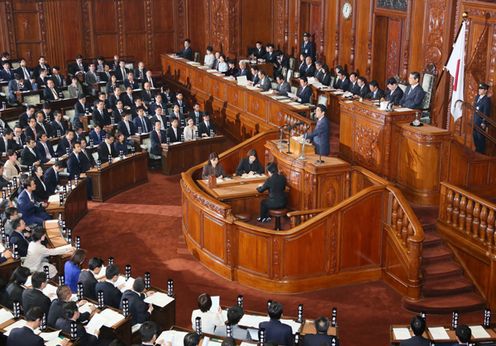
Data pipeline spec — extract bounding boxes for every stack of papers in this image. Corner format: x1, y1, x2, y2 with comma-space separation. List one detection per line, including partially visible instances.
157, 330, 188, 346
39, 330, 62, 342
469, 325, 491, 339
100, 308, 125, 327
392, 327, 411, 340
428, 327, 449, 340
394, 107, 413, 112
144, 292, 175, 308
79, 301, 96, 315
0, 308, 14, 324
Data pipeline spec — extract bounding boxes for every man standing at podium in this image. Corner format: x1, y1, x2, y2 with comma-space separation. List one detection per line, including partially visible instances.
305, 104, 330, 156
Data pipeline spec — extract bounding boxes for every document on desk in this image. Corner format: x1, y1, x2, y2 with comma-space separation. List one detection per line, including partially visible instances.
0, 308, 14, 324
46, 337, 67, 346
40, 330, 62, 342
248, 327, 259, 341
4, 319, 27, 336
270, 95, 289, 100
237, 76, 248, 86
43, 283, 58, 301
280, 318, 302, 334
99, 308, 125, 327
115, 275, 135, 292
392, 327, 411, 340
157, 330, 188, 346
86, 312, 106, 336
469, 325, 491, 339
287, 92, 297, 99
394, 107, 413, 112
144, 291, 175, 308
428, 327, 449, 340
79, 301, 96, 315
202, 336, 223, 346
48, 194, 59, 204
239, 314, 268, 328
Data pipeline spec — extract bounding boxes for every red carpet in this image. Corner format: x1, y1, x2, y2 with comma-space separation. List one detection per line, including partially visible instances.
74, 171, 485, 346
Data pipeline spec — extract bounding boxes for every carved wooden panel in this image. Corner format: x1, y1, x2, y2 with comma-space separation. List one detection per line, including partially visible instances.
14, 12, 41, 42
385, 18, 402, 78
93, 0, 117, 33
376, 0, 407, 12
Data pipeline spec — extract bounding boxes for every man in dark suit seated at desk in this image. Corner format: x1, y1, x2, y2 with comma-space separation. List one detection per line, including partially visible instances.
255, 70, 271, 92
237, 60, 252, 80
89, 124, 105, 146
140, 321, 160, 346
67, 141, 93, 180
256, 163, 287, 223
399, 315, 430, 346
73, 94, 88, 130
166, 117, 183, 143
55, 301, 98, 346
275, 74, 291, 97
295, 76, 312, 104
95, 264, 122, 308
367, 80, 384, 101
22, 271, 51, 316
48, 285, 93, 328
21, 138, 42, 167
151, 121, 167, 157
43, 78, 62, 102
44, 160, 63, 195
97, 133, 118, 163
19, 105, 36, 129
385, 77, 404, 106
120, 277, 152, 325
92, 99, 111, 127
400, 71, 426, 109
134, 107, 152, 133
57, 129, 75, 156
36, 133, 55, 163
17, 177, 50, 226
258, 301, 293, 345
6, 307, 45, 346
305, 104, 330, 156
177, 38, 194, 61
118, 112, 137, 138
189, 103, 204, 125
333, 69, 351, 91
452, 325, 471, 346
303, 316, 339, 346
79, 257, 104, 300
197, 113, 215, 138
0, 129, 19, 153
356, 77, 369, 99
50, 110, 68, 137
10, 218, 30, 257
7, 73, 30, 105
35, 111, 51, 137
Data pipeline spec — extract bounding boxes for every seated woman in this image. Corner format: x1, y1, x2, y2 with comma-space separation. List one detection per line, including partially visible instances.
236, 149, 263, 176
32, 166, 49, 201
191, 293, 224, 334
5, 266, 30, 310
114, 132, 128, 155
64, 249, 86, 293
202, 152, 225, 180
256, 162, 287, 223
183, 117, 198, 142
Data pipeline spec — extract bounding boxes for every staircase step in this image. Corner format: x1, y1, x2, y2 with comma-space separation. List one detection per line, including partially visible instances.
423, 277, 474, 297
423, 262, 463, 279
423, 230, 443, 247
422, 246, 452, 264
403, 293, 486, 314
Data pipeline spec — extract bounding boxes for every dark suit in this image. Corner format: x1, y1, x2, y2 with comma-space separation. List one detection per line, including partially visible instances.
134, 116, 152, 133
67, 153, 84, 179
35, 121, 51, 137
112, 109, 125, 124
15, 66, 32, 80
50, 120, 67, 137
252, 47, 265, 59
236, 68, 252, 81
9, 231, 29, 257
33, 175, 49, 201
0, 137, 17, 153
400, 84, 426, 109
124, 79, 139, 90
150, 129, 167, 156
349, 82, 360, 95
473, 94, 492, 153
306, 116, 330, 156
24, 126, 38, 141
301, 41, 316, 59
17, 189, 50, 226
141, 89, 154, 104
188, 111, 203, 125
36, 140, 55, 163
256, 77, 272, 92
236, 157, 263, 175
7, 326, 44, 346
177, 47, 194, 61
259, 319, 293, 346
336, 78, 351, 92
166, 126, 182, 143
33, 64, 51, 79
114, 141, 128, 155
115, 67, 129, 82
197, 121, 214, 137
367, 88, 385, 101
51, 73, 64, 88
118, 120, 136, 137
20, 146, 40, 167
357, 85, 369, 98
74, 100, 87, 118
399, 335, 431, 346
277, 81, 291, 96
97, 141, 117, 163
297, 85, 312, 104
303, 64, 316, 78
22, 288, 51, 316
304, 334, 339, 346
95, 281, 122, 308
48, 298, 90, 328
0, 68, 14, 81
57, 136, 73, 156
55, 317, 98, 346
43, 166, 59, 195
5, 282, 24, 310
79, 270, 98, 300
68, 62, 87, 76
385, 87, 404, 105
264, 52, 277, 64
92, 109, 110, 127
257, 173, 287, 219
89, 129, 105, 146
121, 290, 150, 325
43, 87, 62, 102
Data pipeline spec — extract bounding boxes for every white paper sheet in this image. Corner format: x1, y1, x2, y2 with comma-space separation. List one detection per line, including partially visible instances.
0, 308, 14, 324
43, 283, 59, 301
157, 330, 188, 346
211, 296, 220, 310
394, 107, 413, 112
85, 312, 105, 336
280, 318, 302, 334
392, 327, 411, 340
428, 327, 449, 340
39, 330, 62, 342
238, 314, 268, 329
469, 325, 491, 339
3, 319, 27, 336
78, 302, 96, 315
144, 291, 175, 308
99, 308, 125, 327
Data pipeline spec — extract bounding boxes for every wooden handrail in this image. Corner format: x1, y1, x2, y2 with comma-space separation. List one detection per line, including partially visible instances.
287, 208, 327, 228
386, 185, 425, 243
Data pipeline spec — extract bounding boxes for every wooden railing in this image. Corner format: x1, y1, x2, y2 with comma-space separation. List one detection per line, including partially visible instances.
437, 181, 496, 309
287, 208, 327, 228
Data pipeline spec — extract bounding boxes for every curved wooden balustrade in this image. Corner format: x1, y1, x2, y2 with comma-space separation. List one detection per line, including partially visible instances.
437, 182, 496, 309
181, 130, 424, 297
287, 208, 327, 228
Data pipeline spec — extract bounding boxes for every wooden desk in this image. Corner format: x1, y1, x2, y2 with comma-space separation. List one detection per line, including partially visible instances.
161, 54, 314, 141
86, 152, 148, 202
0, 259, 20, 283
45, 220, 73, 275
149, 288, 176, 332
265, 140, 351, 210
390, 324, 496, 344
197, 175, 267, 200
339, 100, 417, 179
162, 135, 230, 175
45, 178, 88, 229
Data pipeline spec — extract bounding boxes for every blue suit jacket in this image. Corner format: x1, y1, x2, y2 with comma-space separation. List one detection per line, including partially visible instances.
17, 189, 46, 226
297, 86, 312, 104
400, 85, 426, 109
259, 319, 293, 346
306, 117, 330, 156
35, 141, 55, 163
304, 334, 339, 346
89, 129, 105, 145
67, 153, 83, 179
10, 230, 29, 257
43, 166, 59, 195
120, 290, 150, 325
7, 326, 44, 346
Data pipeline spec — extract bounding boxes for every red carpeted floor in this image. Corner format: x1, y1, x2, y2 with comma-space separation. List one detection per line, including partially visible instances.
74, 171, 484, 346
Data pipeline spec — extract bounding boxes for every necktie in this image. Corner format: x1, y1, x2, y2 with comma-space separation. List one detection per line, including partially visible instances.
141, 118, 147, 132
157, 130, 161, 142
52, 88, 58, 100
23, 67, 29, 80
125, 121, 130, 134
121, 68, 126, 79
43, 143, 51, 159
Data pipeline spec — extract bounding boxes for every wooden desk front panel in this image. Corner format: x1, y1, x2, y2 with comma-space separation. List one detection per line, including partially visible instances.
64, 179, 88, 229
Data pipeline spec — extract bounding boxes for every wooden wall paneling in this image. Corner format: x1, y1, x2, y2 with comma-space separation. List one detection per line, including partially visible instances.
354, 0, 373, 77
0, 2, 11, 55
174, 0, 188, 50
324, 0, 339, 67
187, 0, 206, 57
151, 0, 175, 69
122, 0, 147, 64
337, 0, 354, 72
385, 18, 402, 81
240, 0, 273, 57
371, 15, 388, 84
271, 0, 289, 52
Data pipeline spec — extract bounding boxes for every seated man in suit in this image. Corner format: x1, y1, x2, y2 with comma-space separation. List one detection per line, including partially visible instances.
399, 315, 430, 346
152, 106, 168, 130
97, 133, 118, 163
36, 133, 55, 163
21, 138, 41, 167
295, 76, 312, 104
214, 305, 250, 340
85, 63, 100, 95
9, 218, 30, 257
384, 77, 404, 106
141, 82, 154, 105
55, 302, 98, 346
118, 112, 136, 138
17, 177, 50, 226
177, 38, 194, 61
140, 321, 160, 346
7, 73, 30, 105
112, 99, 126, 123
109, 86, 124, 110
315, 61, 331, 86
51, 66, 65, 88
95, 264, 122, 308
50, 110, 67, 137
0, 129, 18, 153
258, 301, 293, 345
256, 163, 287, 223
92, 99, 111, 128
252, 41, 265, 59
400, 71, 426, 109
43, 160, 63, 195
43, 78, 62, 102
67, 142, 84, 179
134, 106, 152, 133
79, 257, 104, 300
166, 117, 183, 143
275, 74, 290, 96
197, 113, 215, 138
73, 94, 88, 130
22, 271, 51, 316
120, 277, 152, 325
348, 72, 359, 94
6, 306, 44, 346
151, 121, 167, 157
367, 80, 385, 100
255, 70, 271, 92
124, 71, 139, 90
174, 92, 187, 114
305, 104, 330, 156
356, 77, 369, 98
48, 285, 93, 328
25, 117, 39, 142
35, 110, 51, 137
89, 125, 105, 146
115, 60, 128, 82
19, 105, 36, 129
303, 316, 339, 346
236, 60, 252, 81
302, 55, 316, 78
189, 103, 204, 125
57, 129, 75, 156
149, 94, 167, 115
